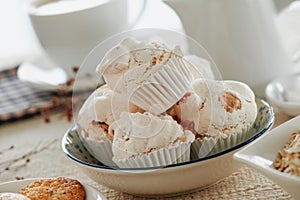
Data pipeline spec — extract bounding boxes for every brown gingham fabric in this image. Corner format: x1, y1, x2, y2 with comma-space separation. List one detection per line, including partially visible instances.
0, 67, 55, 123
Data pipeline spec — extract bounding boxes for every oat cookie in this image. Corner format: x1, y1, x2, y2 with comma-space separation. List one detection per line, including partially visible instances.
20, 177, 85, 200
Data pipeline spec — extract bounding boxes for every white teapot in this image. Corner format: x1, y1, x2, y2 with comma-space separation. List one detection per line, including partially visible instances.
164, 0, 295, 96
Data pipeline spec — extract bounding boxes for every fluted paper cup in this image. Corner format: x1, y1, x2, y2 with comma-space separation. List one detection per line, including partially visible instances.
113, 141, 192, 169
125, 58, 194, 115
80, 132, 116, 167
191, 126, 250, 160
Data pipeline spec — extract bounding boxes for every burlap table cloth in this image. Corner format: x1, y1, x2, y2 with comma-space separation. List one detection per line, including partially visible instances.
0, 109, 294, 199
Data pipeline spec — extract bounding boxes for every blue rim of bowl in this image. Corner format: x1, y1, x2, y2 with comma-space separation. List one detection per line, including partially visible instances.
62, 97, 274, 171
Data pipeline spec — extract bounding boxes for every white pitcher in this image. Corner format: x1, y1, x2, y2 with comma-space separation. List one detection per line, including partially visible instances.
164, 0, 294, 96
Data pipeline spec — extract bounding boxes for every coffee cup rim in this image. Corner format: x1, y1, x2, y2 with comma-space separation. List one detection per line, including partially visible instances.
27, 0, 112, 16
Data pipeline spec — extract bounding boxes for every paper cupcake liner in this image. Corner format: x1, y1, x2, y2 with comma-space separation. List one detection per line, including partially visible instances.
191, 126, 250, 160
129, 59, 193, 115
113, 142, 192, 168
80, 134, 116, 167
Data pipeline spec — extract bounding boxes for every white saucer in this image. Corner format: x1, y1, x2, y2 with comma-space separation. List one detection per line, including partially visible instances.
0, 178, 107, 200
17, 62, 68, 91
265, 72, 300, 116
17, 61, 98, 92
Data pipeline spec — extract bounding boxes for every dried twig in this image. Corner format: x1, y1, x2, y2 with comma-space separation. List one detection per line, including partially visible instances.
0, 139, 58, 173
0, 145, 14, 155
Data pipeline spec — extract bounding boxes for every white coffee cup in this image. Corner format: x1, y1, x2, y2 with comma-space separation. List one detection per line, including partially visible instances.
27, 0, 142, 78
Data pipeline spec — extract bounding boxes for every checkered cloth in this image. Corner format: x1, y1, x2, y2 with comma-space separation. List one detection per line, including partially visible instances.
0, 67, 56, 123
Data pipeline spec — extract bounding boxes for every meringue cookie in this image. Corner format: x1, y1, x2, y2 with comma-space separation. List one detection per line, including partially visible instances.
96, 37, 171, 91
77, 84, 143, 166
191, 79, 257, 138
110, 112, 194, 161
78, 84, 143, 134
173, 91, 203, 133
96, 37, 194, 115
184, 55, 215, 80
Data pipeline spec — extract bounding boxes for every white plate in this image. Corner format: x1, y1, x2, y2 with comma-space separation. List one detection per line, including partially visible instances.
0, 178, 107, 200
234, 115, 300, 199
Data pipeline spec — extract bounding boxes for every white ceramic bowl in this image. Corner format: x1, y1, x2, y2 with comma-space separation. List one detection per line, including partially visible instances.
234, 115, 300, 199
265, 72, 300, 116
62, 97, 274, 196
